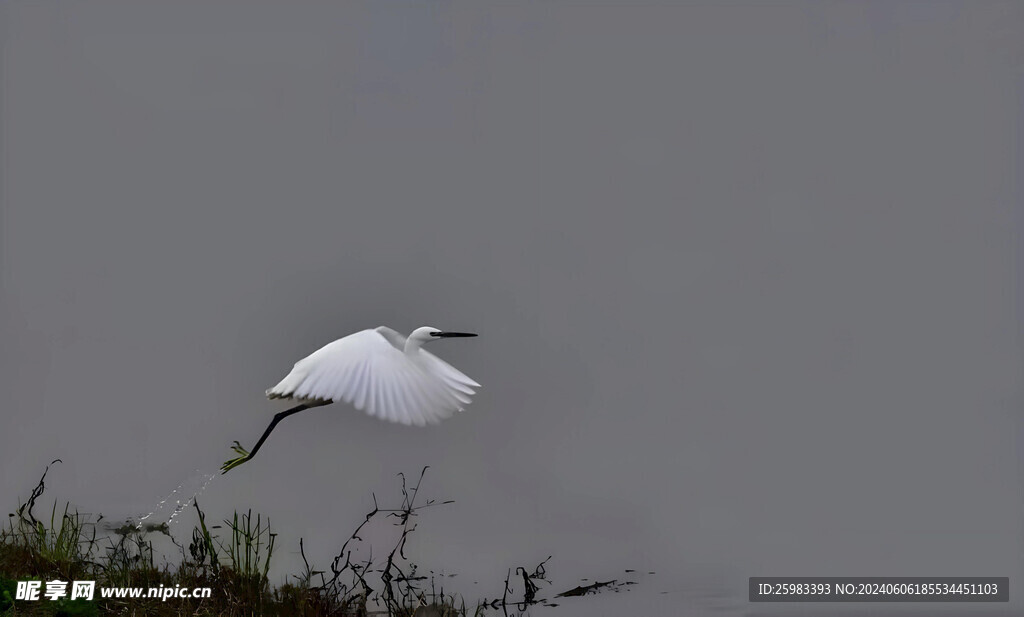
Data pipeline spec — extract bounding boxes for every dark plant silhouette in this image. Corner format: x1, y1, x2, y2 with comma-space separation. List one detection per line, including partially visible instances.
2, 463, 639, 616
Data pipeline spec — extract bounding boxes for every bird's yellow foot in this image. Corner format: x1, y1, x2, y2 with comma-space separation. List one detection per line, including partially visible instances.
221, 441, 252, 474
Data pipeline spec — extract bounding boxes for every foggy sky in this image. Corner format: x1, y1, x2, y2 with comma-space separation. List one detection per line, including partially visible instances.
1, 2, 1022, 615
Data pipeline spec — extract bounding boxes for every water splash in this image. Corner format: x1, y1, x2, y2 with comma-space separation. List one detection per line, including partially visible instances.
130, 469, 218, 531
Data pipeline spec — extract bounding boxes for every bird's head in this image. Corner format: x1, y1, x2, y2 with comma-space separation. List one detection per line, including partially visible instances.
404, 326, 477, 352
410, 326, 478, 342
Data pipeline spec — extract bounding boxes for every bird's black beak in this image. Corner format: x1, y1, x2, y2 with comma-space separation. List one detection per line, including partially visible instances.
431, 331, 478, 338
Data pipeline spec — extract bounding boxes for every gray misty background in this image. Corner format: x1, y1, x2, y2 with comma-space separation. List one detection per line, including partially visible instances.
1, 2, 1022, 616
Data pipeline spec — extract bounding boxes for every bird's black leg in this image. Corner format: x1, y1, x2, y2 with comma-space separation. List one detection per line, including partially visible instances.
221, 403, 312, 473
248, 404, 310, 459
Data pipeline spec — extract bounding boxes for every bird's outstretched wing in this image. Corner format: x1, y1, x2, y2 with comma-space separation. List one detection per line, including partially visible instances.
266, 328, 480, 426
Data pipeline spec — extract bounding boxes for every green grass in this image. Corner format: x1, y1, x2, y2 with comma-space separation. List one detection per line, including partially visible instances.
0, 464, 553, 617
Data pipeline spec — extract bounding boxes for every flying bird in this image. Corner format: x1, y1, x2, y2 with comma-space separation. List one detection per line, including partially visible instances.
222, 326, 480, 473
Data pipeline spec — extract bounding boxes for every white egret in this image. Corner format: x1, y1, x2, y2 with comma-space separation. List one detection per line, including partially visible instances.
221, 326, 480, 473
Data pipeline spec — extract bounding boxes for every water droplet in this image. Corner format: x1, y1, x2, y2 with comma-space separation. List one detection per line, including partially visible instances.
130, 469, 219, 530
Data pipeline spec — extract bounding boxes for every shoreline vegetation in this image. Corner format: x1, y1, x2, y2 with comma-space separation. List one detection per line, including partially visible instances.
1, 461, 629, 616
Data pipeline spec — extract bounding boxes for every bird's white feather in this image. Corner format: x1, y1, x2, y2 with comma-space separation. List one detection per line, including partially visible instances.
266, 328, 479, 426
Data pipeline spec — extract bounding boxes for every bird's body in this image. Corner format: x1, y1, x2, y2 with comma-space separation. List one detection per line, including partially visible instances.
267, 326, 480, 426
222, 325, 479, 473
